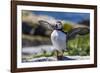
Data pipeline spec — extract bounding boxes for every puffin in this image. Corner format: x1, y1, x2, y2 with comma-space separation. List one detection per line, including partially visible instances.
38, 20, 89, 60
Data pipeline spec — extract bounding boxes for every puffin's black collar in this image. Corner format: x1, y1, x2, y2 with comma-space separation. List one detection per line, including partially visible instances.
56, 29, 68, 35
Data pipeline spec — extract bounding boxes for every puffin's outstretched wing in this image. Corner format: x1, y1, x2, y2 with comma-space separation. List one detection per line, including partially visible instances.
38, 20, 54, 30
68, 27, 89, 40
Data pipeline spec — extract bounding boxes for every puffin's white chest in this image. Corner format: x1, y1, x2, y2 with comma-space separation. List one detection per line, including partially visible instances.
51, 30, 66, 41
51, 30, 67, 51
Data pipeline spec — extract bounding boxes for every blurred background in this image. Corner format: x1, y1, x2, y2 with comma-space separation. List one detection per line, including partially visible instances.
22, 10, 90, 62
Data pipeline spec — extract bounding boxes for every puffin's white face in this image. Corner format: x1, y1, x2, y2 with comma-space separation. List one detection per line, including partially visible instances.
55, 21, 62, 30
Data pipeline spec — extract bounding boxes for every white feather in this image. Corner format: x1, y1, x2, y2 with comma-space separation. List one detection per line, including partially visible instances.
51, 30, 67, 51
